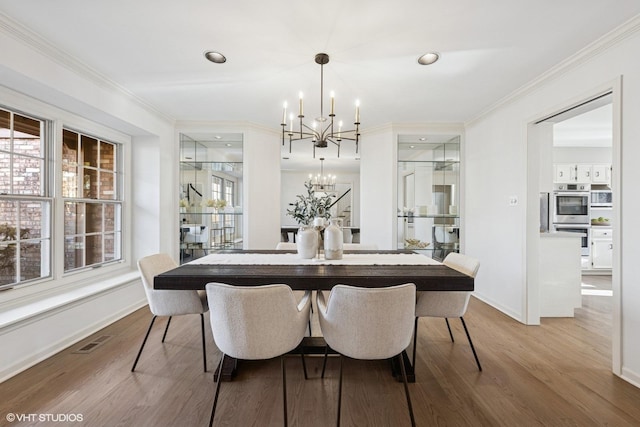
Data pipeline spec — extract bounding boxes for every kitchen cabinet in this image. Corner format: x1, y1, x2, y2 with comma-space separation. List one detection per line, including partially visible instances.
397, 135, 460, 261
554, 163, 611, 184
554, 163, 575, 183
591, 227, 613, 269
539, 232, 582, 317
591, 164, 611, 184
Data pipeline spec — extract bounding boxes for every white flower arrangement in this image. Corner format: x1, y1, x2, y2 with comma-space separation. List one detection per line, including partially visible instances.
202, 199, 227, 210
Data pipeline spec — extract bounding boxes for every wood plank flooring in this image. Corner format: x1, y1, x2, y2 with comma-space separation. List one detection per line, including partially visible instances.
2, 283, 640, 426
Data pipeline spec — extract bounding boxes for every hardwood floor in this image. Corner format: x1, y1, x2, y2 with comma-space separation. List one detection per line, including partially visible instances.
2, 287, 639, 426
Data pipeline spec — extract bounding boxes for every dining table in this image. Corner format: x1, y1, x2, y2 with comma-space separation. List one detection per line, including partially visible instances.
154, 249, 474, 381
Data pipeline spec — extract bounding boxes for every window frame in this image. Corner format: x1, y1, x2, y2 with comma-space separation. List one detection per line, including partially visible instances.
0, 106, 52, 290
0, 87, 132, 302
61, 127, 123, 273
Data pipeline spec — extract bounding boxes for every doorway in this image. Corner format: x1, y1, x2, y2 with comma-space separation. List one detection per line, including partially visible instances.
526, 81, 621, 376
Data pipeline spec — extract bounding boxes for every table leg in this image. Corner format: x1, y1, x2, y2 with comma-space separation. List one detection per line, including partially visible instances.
215, 338, 416, 383
214, 355, 238, 381
390, 351, 416, 383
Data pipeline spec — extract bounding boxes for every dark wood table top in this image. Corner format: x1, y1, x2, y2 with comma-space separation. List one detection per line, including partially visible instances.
154, 250, 473, 291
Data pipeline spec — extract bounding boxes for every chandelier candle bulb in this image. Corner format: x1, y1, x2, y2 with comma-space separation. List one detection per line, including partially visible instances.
289, 113, 294, 133
282, 101, 287, 125
299, 92, 304, 117
355, 100, 360, 123
330, 91, 335, 116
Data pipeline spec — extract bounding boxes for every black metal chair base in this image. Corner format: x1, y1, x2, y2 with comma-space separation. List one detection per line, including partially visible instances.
411, 316, 482, 372
334, 354, 415, 427
209, 352, 307, 427
131, 313, 207, 372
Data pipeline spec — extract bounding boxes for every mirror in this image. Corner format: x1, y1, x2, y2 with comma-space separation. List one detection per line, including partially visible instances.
280, 142, 360, 239
397, 135, 460, 260
179, 133, 244, 261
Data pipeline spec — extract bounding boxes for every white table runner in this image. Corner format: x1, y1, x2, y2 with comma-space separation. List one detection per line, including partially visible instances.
188, 252, 441, 266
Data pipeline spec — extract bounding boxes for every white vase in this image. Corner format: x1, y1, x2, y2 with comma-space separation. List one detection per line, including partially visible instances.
296, 226, 318, 259
324, 219, 343, 260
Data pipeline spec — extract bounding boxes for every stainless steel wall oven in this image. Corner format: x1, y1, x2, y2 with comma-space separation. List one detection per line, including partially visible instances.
553, 183, 590, 224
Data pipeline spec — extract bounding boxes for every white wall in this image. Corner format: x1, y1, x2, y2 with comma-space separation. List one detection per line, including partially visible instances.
465, 18, 640, 386
0, 17, 174, 381
553, 147, 612, 164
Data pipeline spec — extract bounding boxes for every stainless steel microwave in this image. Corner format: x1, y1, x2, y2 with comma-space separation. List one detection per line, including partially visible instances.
591, 189, 612, 207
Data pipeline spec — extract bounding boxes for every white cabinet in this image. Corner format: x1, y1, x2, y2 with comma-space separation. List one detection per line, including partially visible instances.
591, 227, 613, 269
554, 164, 575, 183
539, 233, 582, 317
576, 164, 592, 182
591, 164, 611, 184
554, 163, 611, 184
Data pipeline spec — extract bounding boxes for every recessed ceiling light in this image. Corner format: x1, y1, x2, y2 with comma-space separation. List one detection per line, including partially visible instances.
204, 51, 226, 64
225, 143, 232, 147
214, 135, 222, 139
409, 145, 415, 149
419, 137, 427, 141
417, 52, 439, 65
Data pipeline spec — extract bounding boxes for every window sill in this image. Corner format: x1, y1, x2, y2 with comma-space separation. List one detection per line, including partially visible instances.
0, 270, 140, 330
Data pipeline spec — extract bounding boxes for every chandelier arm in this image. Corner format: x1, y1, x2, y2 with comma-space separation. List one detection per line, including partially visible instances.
282, 124, 286, 146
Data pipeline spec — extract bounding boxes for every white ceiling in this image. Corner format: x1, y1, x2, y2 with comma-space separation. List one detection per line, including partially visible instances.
1, 0, 638, 165
553, 103, 613, 147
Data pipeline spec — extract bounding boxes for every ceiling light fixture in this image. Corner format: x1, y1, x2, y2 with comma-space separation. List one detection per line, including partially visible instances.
204, 51, 226, 64
309, 157, 336, 193
281, 53, 360, 158
417, 52, 439, 65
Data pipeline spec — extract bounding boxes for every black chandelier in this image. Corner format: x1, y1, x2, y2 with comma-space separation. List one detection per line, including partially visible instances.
281, 53, 360, 158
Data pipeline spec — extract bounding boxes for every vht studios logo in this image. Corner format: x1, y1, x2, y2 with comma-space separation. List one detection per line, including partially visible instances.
5, 413, 84, 423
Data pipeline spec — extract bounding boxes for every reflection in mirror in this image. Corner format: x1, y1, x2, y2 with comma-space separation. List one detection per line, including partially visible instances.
179, 133, 243, 262
280, 145, 359, 243
397, 135, 460, 260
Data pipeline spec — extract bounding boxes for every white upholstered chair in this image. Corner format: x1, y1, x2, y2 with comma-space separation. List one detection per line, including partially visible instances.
275, 242, 297, 250
206, 283, 311, 427
132, 253, 209, 372
276, 242, 378, 251
413, 252, 482, 371
343, 243, 378, 250
317, 283, 416, 427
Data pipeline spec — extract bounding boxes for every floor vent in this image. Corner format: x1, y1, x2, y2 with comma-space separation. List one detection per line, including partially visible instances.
73, 335, 113, 354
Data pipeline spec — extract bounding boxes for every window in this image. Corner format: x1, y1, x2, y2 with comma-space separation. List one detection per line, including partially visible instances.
211, 175, 222, 200
62, 129, 122, 272
224, 180, 234, 205
0, 108, 51, 289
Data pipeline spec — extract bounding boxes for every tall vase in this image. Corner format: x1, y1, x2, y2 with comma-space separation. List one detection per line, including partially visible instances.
296, 226, 318, 259
324, 218, 343, 260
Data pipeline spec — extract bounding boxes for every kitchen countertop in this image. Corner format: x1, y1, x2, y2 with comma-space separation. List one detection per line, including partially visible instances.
540, 231, 583, 238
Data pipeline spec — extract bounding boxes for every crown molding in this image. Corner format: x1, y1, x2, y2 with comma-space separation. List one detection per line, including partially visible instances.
465, 13, 640, 128
0, 12, 174, 125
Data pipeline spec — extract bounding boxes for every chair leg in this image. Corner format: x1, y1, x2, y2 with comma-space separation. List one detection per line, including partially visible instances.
300, 345, 308, 380
398, 353, 416, 427
460, 317, 482, 371
209, 354, 225, 427
131, 315, 157, 372
200, 313, 207, 372
445, 318, 455, 342
337, 355, 343, 427
321, 345, 329, 378
161, 316, 172, 343
282, 356, 288, 427
412, 317, 418, 369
